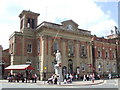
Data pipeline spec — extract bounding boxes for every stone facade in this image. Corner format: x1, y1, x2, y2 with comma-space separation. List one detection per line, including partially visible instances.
8, 10, 118, 80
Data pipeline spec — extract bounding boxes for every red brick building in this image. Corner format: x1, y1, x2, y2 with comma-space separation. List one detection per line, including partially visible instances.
91, 36, 117, 76
0, 45, 10, 79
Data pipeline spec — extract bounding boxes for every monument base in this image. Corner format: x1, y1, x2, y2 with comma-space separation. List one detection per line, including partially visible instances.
54, 64, 63, 83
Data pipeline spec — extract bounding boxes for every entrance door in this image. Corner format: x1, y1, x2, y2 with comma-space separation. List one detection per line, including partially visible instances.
68, 59, 73, 74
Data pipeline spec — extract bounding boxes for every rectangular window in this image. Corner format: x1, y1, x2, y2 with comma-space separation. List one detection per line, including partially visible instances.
112, 52, 116, 59
68, 44, 74, 54
105, 51, 109, 59
81, 45, 86, 57
53, 41, 58, 53
98, 50, 102, 58
27, 44, 32, 53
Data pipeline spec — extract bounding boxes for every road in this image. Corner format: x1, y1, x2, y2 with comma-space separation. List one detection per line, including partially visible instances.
0, 79, 119, 90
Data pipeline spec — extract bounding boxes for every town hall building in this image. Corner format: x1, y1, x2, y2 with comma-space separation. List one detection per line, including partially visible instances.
8, 10, 118, 80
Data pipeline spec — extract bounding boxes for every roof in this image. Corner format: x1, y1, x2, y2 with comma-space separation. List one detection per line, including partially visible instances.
19, 10, 40, 18
5, 64, 35, 70
61, 19, 79, 26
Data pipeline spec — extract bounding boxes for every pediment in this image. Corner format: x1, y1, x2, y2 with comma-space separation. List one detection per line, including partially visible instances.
61, 20, 79, 31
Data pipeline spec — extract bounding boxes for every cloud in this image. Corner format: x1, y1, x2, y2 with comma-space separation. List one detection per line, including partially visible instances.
0, 0, 117, 49
88, 19, 117, 37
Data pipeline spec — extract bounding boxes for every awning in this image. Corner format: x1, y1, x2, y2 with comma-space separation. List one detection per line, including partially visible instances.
5, 64, 35, 70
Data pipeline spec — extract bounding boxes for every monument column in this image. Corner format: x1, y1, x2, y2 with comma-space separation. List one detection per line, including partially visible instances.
54, 50, 63, 85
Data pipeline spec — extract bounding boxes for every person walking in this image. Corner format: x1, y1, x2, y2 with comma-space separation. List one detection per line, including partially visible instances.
69, 74, 73, 83
92, 73, 95, 83
34, 73, 37, 83
63, 74, 67, 84
108, 73, 111, 79
54, 74, 58, 84
83, 75, 87, 81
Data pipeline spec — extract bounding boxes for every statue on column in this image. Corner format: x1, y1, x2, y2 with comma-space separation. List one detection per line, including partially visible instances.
55, 50, 62, 65
54, 50, 62, 84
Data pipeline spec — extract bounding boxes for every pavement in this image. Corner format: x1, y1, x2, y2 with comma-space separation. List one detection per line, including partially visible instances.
0, 79, 104, 86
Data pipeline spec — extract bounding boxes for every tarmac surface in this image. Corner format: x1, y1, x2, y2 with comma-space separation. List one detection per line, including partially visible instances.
0, 79, 104, 86
0, 79, 119, 90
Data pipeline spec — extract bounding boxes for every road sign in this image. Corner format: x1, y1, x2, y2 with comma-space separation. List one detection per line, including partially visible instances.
44, 67, 47, 70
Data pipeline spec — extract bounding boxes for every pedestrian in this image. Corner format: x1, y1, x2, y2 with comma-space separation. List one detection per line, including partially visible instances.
66, 73, 69, 81
47, 74, 54, 84
69, 74, 73, 83
7, 72, 12, 82
54, 74, 58, 84
97, 74, 100, 80
21, 73, 25, 83
17, 72, 21, 82
34, 73, 37, 83
86, 74, 89, 81
92, 73, 95, 83
31, 74, 35, 83
108, 73, 111, 79
75, 74, 78, 80
83, 75, 87, 81
89, 74, 92, 81
63, 74, 67, 84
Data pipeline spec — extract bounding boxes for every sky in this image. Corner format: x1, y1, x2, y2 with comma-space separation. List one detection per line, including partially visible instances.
0, 0, 119, 49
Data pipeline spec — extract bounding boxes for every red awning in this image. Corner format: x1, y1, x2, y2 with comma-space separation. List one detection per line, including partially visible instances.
5, 64, 35, 70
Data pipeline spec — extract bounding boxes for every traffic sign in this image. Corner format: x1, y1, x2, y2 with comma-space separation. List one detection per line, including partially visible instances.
44, 67, 47, 70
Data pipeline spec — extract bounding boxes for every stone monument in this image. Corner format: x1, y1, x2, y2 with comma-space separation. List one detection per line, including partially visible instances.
54, 50, 62, 84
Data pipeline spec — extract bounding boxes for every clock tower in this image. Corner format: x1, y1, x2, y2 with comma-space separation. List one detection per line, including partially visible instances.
19, 10, 40, 32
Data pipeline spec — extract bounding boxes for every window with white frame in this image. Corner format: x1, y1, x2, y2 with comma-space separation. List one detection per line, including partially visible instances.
98, 49, 102, 58
27, 44, 32, 53
105, 50, 109, 59
112, 51, 116, 59
68, 42, 74, 55
81, 45, 86, 57
37, 40, 40, 53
